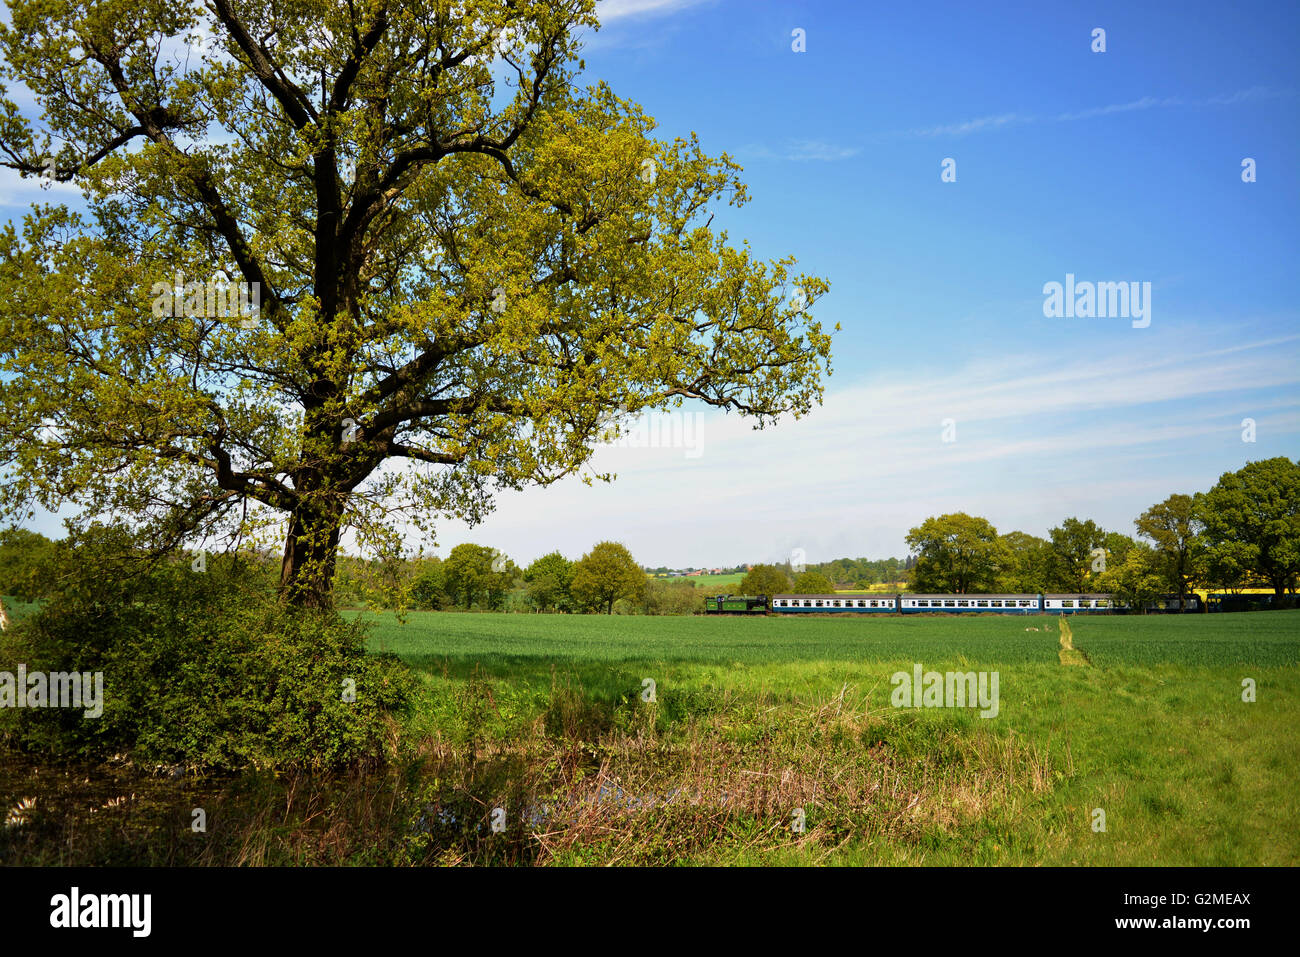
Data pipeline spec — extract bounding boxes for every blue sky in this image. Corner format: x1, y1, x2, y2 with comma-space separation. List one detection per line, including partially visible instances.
4, 0, 1298, 568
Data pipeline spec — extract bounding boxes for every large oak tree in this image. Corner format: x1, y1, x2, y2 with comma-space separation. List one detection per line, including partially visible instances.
0, 0, 832, 608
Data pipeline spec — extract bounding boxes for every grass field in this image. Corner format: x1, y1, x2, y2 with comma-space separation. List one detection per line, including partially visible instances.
5, 602, 1294, 866
353, 609, 1299, 865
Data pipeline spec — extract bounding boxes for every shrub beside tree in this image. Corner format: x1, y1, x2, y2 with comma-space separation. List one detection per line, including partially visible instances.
643, 578, 700, 615
0, 536, 411, 770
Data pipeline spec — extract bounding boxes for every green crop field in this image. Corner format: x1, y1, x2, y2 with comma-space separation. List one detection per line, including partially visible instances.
364, 607, 1299, 669
365, 609, 1070, 667
1067, 613, 1300, 667
650, 572, 744, 590
354, 608, 1300, 866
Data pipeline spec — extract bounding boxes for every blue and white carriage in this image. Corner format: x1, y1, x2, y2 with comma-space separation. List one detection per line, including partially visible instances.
766, 593, 1120, 614
899, 593, 1041, 614
771, 594, 898, 613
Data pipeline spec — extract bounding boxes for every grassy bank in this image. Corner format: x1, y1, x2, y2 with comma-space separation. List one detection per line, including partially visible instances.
358, 609, 1298, 865
3, 610, 1296, 865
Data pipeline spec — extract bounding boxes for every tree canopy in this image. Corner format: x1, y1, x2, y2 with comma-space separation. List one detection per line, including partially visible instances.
1198, 458, 1300, 597
1046, 517, 1106, 593
569, 540, 643, 614
790, 570, 836, 594
906, 512, 1001, 593
0, 0, 833, 608
443, 542, 513, 609
994, 530, 1049, 593
523, 550, 573, 612
1135, 494, 1204, 601
738, 563, 790, 597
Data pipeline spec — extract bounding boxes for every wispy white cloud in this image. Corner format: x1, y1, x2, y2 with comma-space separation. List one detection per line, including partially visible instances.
739, 139, 862, 162
595, 0, 713, 23
892, 87, 1296, 139
1054, 95, 1182, 122
1205, 85, 1293, 105
902, 112, 1028, 138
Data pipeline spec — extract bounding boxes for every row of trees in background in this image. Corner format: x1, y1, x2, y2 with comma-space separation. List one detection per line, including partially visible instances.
903, 458, 1300, 606
341, 540, 668, 615
0, 533, 659, 616
4, 459, 1294, 615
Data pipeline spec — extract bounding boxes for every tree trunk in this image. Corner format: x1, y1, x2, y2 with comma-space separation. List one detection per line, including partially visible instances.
280, 501, 343, 610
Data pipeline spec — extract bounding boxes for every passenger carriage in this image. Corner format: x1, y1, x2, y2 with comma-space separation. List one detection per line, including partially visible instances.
1041, 593, 1114, 613
898, 594, 1039, 614
770, 594, 897, 613
710, 592, 1122, 615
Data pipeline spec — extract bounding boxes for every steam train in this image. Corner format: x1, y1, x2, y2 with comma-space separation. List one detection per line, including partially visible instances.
704, 592, 1143, 615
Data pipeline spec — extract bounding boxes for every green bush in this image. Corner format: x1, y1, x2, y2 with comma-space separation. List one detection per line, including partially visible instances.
642, 578, 701, 615
0, 552, 413, 771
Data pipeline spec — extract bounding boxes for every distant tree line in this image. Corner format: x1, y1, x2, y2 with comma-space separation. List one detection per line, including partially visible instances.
902, 458, 1299, 607
3, 458, 1294, 617
338, 541, 663, 615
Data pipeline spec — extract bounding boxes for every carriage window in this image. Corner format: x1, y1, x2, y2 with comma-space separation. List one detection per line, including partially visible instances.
958, 600, 970, 607
1019, 600, 1031, 607
860, 601, 868, 608
804, 600, 812, 607
977, 600, 989, 607
990, 600, 1001, 607
1062, 600, 1074, 608
832, 600, 841, 607
1096, 600, 1108, 608
944, 600, 955, 607
815, 600, 824, 607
